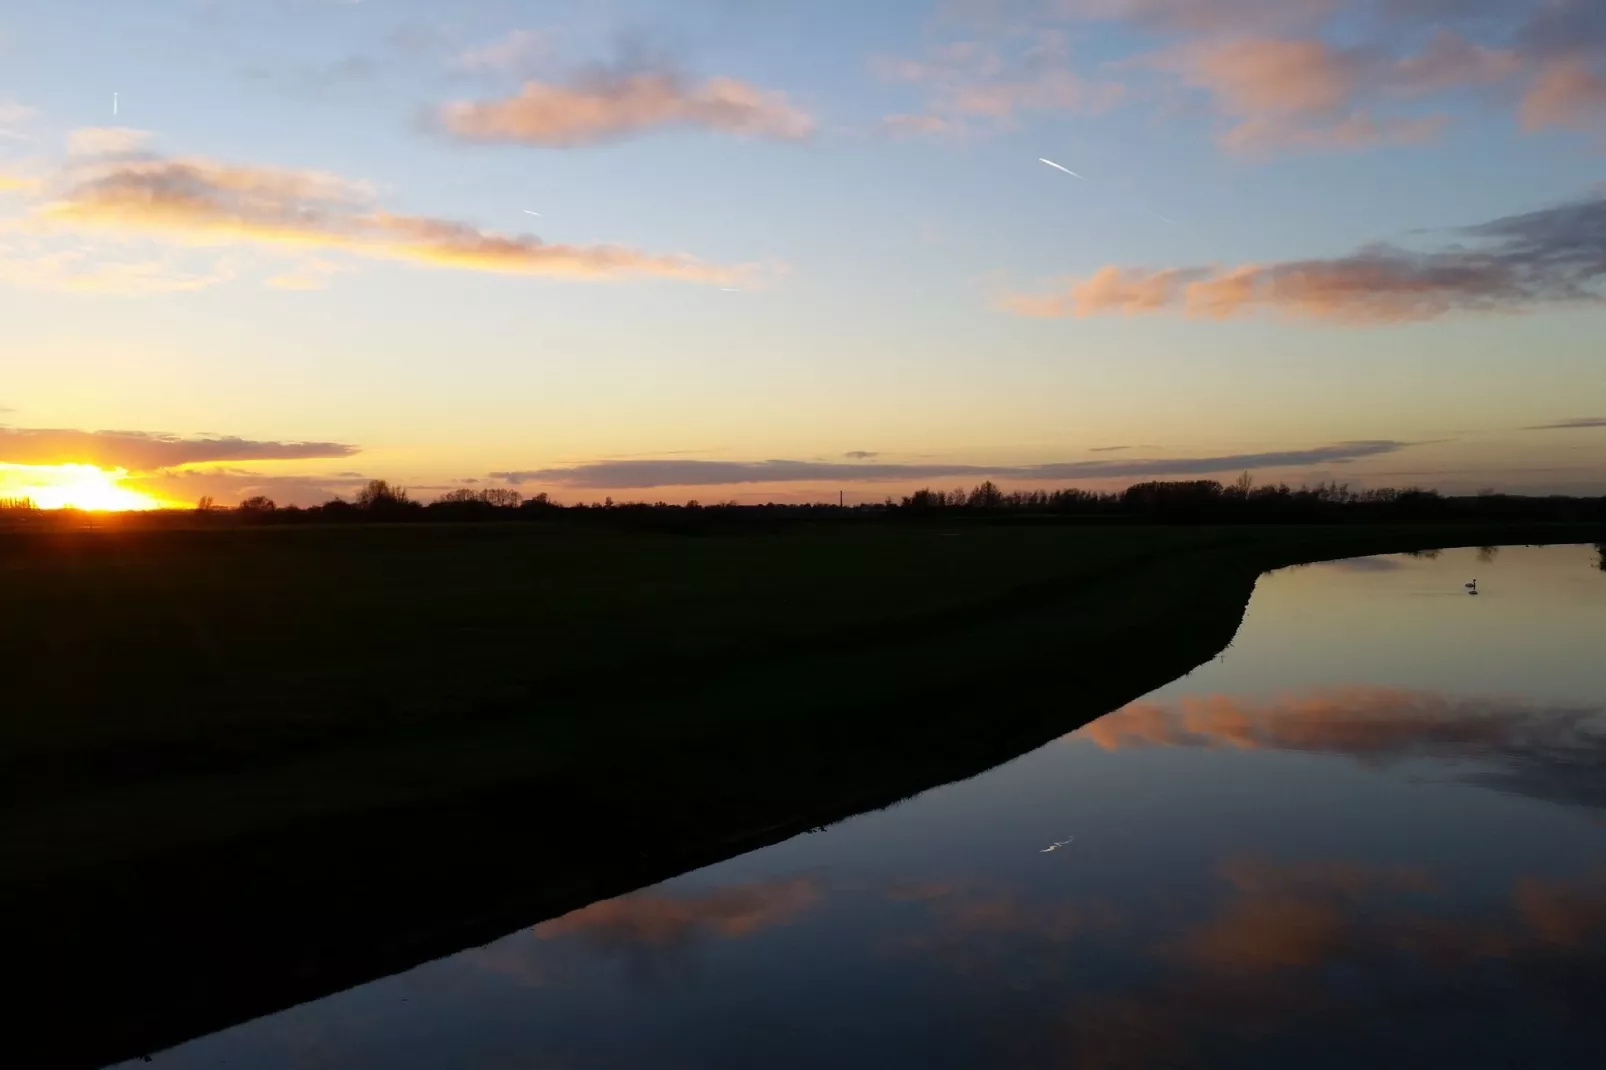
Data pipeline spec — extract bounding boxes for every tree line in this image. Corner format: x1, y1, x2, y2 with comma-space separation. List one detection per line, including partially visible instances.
3, 476, 1600, 526
178, 475, 1603, 527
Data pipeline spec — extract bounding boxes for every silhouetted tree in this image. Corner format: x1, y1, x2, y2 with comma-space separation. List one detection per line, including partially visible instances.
238, 496, 276, 513
355, 480, 409, 508
195, 496, 215, 513
967, 481, 1004, 510
481, 488, 522, 508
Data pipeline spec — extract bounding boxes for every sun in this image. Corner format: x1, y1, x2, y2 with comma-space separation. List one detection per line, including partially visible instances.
0, 463, 167, 511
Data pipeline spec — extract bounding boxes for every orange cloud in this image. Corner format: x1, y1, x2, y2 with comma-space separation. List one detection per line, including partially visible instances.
1521, 59, 1606, 131
1083, 685, 1603, 760
1000, 188, 1606, 323
530, 876, 822, 948
438, 72, 814, 146
1161, 37, 1358, 117
34, 151, 741, 285
1065, 855, 1606, 1068
1514, 869, 1606, 949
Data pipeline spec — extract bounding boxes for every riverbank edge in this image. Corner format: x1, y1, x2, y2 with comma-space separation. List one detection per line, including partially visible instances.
10, 524, 1600, 1069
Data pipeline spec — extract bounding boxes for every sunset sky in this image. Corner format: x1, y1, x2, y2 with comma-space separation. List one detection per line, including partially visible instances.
2, 0, 1602, 507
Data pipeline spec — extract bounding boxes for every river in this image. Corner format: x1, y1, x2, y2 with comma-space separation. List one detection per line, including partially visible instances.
114, 543, 1606, 1069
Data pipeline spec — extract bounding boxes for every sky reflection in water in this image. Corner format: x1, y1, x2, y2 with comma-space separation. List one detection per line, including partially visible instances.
116, 545, 1606, 1070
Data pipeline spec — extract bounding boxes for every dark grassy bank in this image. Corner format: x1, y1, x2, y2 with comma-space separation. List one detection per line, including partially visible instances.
4, 521, 1600, 1069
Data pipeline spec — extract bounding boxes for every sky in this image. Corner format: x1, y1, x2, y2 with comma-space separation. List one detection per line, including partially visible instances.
1, 0, 1603, 507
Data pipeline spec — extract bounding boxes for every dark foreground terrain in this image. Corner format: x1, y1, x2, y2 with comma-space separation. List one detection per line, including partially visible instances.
4, 519, 1600, 1068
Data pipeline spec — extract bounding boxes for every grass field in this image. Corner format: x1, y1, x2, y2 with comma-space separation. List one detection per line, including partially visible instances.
4, 518, 1600, 1069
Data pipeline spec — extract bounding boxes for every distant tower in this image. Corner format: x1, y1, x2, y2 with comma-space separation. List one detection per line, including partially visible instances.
839, 490, 844, 509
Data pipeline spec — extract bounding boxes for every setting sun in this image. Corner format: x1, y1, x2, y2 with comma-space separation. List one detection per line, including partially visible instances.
0, 463, 166, 511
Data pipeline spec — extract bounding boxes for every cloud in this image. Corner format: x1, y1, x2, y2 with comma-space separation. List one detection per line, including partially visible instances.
1521, 58, 1606, 131
1082, 685, 1606, 810
490, 441, 1408, 488
1144, 35, 1459, 153
0, 99, 37, 139
1041, 2, 1605, 152
843, 450, 880, 460
1089, 445, 1131, 452
0, 428, 359, 470
28, 144, 742, 285
1392, 28, 1524, 96
1000, 187, 1606, 323
66, 126, 153, 157
871, 31, 1122, 137
879, 112, 964, 139
1063, 854, 1606, 1069
530, 876, 822, 951
266, 256, 349, 290
451, 29, 552, 76
129, 467, 373, 508
1524, 417, 1606, 430
0, 245, 236, 295
436, 57, 814, 147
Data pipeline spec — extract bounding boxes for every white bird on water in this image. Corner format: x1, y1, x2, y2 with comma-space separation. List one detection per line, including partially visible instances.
1040, 837, 1074, 853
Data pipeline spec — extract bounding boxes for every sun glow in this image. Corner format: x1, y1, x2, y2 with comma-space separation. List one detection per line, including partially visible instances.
0, 463, 167, 511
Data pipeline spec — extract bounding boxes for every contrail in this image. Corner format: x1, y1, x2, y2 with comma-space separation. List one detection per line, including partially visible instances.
1041, 155, 1178, 224
523, 209, 541, 216
112, 92, 118, 116
1039, 157, 1084, 179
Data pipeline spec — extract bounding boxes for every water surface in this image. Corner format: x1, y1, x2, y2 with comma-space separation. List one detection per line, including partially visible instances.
117, 544, 1606, 1069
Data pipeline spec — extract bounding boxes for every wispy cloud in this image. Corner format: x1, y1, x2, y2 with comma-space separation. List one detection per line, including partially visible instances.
0, 244, 236, 295
0, 99, 37, 140
531, 876, 822, 949
1523, 417, 1606, 430
843, 450, 880, 460
451, 29, 552, 77
66, 126, 154, 157
0, 427, 359, 470
491, 441, 1409, 488
999, 188, 1606, 323
870, 30, 1122, 138
24, 136, 743, 286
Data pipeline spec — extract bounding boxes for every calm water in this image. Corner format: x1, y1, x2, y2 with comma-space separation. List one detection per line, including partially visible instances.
118, 544, 1606, 1070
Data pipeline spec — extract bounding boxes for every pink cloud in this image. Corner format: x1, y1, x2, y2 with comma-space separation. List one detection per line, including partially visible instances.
999, 188, 1606, 324
438, 71, 814, 147
1521, 59, 1606, 131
